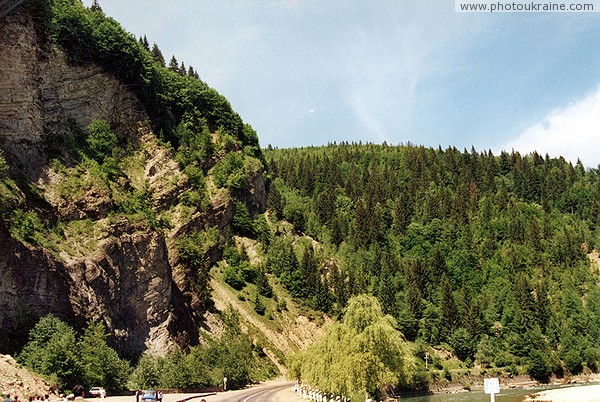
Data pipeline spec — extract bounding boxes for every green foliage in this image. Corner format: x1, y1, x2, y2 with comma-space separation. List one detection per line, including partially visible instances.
18, 315, 129, 391
253, 293, 266, 315
9, 209, 45, 244
177, 227, 223, 308
86, 119, 118, 162
232, 200, 254, 235
0, 149, 8, 178
49, 0, 264, 165
18, 315, 82, 389
79, 321, 130, 390
291, 295, 416, 400
212, 153, 258, 192
177, 227, 222, 271
223, 263, 245, 290
255, 267, 274, 298
266, 143, 600, 386
449, 327, 476, 362
129, 355, 159, 389
562, 349, 584, 374
129, 308, 276, 390
527, 349, 551, 383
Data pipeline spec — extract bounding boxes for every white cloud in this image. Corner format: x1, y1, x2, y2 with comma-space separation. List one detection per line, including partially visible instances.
506, 85, 600, 168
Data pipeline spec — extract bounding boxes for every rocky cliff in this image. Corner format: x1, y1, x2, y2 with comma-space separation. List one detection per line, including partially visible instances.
0, 11, 144, 179
0, 9, 267, 358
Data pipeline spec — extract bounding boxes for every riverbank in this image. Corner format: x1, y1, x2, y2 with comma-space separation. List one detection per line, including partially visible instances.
526, 383, 600, 401
428, 371, 600, 399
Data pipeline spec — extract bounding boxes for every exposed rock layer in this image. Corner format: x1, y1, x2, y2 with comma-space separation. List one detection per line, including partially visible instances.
0, 12, 144, 178
0, 12, 200, 357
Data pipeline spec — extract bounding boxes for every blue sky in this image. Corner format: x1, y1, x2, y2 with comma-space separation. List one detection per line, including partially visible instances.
84, 1, 600, 167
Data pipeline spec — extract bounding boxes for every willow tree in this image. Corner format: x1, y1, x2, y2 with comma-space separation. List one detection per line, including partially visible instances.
290, 294, 415, 400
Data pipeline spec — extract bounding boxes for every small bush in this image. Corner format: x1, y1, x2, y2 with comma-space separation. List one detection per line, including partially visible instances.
10, 209, 45, 244
86, 119, 118, 162
253, 294, 266, 316
0, 150, 8, 178
223, 265, 245, 290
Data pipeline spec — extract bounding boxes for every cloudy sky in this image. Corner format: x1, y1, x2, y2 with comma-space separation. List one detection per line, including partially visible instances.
83, 0, 600, 167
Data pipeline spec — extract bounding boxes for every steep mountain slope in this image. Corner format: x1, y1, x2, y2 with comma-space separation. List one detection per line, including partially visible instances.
265, 143, 600, 387
0, 2, 270, 361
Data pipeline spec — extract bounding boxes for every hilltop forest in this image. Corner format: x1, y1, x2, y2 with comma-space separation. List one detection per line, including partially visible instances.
2, 0, 600, 399
266, 144, 600, 390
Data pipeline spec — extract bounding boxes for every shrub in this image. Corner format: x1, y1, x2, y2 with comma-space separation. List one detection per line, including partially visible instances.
86, 119, 118, 162
253, 294, 266, 315
232, 201, 255, 235
223, 264, 245, 290
10, 209, 45, 244
19, 315, 130, 391
527, 349, 551, 383
0, 149, 8, 178
563, 349, 583, 374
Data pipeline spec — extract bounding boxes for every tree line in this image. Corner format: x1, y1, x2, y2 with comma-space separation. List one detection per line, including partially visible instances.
265, 143, 600, 385
17, 310, 277, 393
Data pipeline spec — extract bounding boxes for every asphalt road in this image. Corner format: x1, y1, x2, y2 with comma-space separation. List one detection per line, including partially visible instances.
200, 381, 297, 402
103, 381, 297, 402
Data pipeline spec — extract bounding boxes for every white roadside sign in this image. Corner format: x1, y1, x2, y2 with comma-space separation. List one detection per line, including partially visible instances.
484, 377, 500, 401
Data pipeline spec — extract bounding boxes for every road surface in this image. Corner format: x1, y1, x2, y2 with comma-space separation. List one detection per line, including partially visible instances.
200, 381, 296, 402
103, 381, 297, 402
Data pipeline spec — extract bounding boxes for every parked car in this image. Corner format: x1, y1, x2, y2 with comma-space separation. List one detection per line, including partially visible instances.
89, 388, 105, 398
141, 390, 157, 402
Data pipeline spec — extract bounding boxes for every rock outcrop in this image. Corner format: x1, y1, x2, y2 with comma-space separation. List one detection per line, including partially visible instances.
0, 5, 268, 359
0, 11, 213, 357
0, 11, 144, 179
0, 354, 54, 399
0, 220, 77, 352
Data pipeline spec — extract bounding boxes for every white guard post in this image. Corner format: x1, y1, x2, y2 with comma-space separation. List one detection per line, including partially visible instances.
484, 378, 500, 402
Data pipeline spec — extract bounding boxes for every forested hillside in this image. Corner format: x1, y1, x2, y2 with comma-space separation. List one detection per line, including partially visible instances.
265, 143, 600, 388
4, 0, 600, 398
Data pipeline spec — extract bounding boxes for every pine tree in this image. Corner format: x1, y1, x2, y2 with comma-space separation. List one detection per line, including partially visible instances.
151, 43, 165, 66
187, 65, 195, 78
90, 0, 102, 12
141, 35, 150, 51
168, 55, 179, 71
440, 274, 459, 341
266, 181, 283, 218
353, 197, 370, 248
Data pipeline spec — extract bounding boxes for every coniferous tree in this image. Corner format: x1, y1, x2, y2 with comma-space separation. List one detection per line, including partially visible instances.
140, 35, 150, 51
151, 43, 165, 66
90, 0, 102, 12
168, 55, 179, 71
353, 197, 370, 248
187, 65, 195, 78
440, 274, 459, 341
265, 142, 600, 381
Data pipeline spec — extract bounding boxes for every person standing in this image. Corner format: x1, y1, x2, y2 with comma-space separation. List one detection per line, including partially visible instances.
72, 386, 86, 402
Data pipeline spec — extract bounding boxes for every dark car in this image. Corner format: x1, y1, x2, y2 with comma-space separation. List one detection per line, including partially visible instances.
141, 390, 157, 402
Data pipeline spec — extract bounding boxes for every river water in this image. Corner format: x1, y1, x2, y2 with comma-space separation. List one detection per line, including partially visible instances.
400, 382, 600, 401
401, 388, 533, 401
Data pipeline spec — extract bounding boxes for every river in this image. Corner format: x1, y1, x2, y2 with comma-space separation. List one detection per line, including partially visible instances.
401, 382, 600, 401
